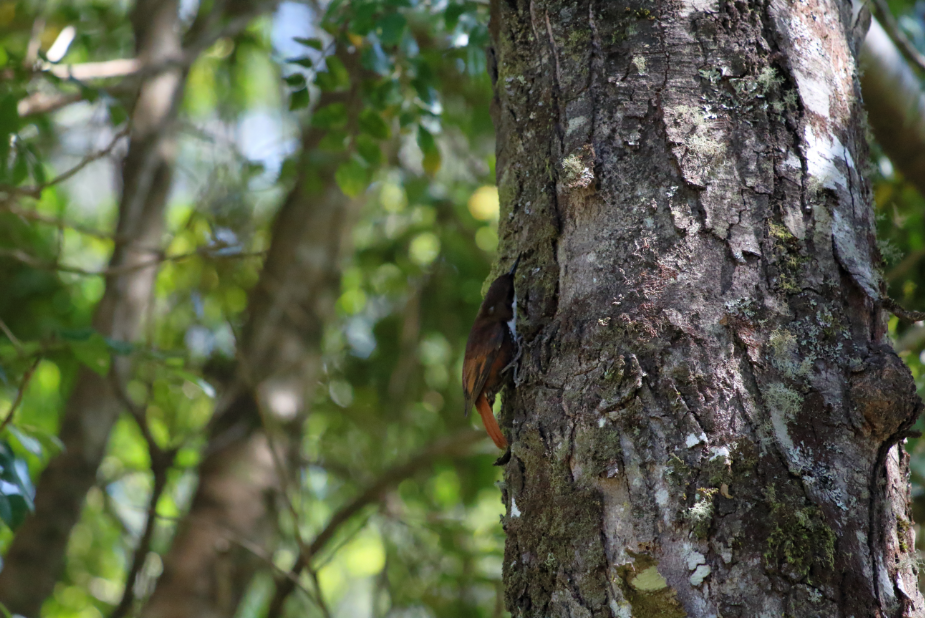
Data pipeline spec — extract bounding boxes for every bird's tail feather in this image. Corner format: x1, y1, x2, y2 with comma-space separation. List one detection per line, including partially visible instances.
476, 395, 508, 449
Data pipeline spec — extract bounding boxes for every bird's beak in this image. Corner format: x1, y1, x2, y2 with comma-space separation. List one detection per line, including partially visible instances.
507, 255, 521, 276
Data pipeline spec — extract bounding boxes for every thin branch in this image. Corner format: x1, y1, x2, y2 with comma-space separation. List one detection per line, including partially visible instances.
17, 92, 86, 118
0, 358, 42, 435
882, 297, 925, 322
109, 459, 171, 618
0, 127, 129, 199
108, 368, 180, 618
15, 1, 281, 119
869, 0, 925, 73
266, 429, 486, 617
149, 510, 328, 613
247, 362, 335, 618
46, 58, 144, 81
0, 246, 266, 278
109, 373, 160, 452
0, 318, 24, 356
0, 202, 115, 240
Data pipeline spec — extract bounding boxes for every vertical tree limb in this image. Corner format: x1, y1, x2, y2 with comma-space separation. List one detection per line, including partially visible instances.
860, 18, 925, 198
138, 46, 366, 618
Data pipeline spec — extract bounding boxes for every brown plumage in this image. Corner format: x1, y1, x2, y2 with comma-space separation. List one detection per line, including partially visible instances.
462, 260, 518, 449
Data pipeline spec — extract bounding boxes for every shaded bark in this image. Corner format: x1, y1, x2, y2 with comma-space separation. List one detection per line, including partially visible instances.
138, 47, 366, 618
0, 2, 186, 613
490, 0, 925, 616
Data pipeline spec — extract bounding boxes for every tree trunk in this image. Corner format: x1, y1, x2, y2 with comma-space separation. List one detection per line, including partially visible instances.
490, 0, 925, 616
139, 46, 365, 618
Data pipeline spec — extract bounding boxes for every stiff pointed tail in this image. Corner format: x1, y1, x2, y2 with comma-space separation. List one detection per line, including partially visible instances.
475, 394, 508, 449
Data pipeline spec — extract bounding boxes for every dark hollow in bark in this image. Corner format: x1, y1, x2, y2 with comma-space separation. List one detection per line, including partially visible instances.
489, 0, 925, 616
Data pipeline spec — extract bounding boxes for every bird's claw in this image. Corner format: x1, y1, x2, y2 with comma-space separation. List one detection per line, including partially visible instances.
503, 344, 523, 386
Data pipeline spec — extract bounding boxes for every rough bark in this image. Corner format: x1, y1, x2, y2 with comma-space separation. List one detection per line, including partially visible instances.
138, 48, 365, 618
490, 0, 925, 616
0, 2, 186, 613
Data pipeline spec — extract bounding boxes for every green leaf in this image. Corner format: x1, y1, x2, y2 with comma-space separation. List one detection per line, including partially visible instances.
0, 94, 20, 164
108, 100, 128, 126
104, 337, 135, 356
0, 457, 34, 511
359, 109, 390, 140
284, 73, 307, 88
311, 102, 348, 129
362, 42, 391, 76
28, 150, 45, 184
418, 127, 441, 175
289, 88, 310, 111
175, 370, 216, 398
318, 56, 350, 92
445, 3, 466, 29
69, 333, 111, 376
287, 56, 314, 69
315, 72, 337, 92
0, 442, 13, 466
335, 160, 369, 198
294, 37, 324, 50
318, 130, 348, 153
7, 427, 42, 458
348, 4, 378, 36
11, 150, 27, 185
356, 134, 383, 166
59, 327, 95, 341
12, 425, 63, 457
7, 494, 29, 528
0, 494, 12, 527
418, 126, 438, 154
377, 13, 407, 46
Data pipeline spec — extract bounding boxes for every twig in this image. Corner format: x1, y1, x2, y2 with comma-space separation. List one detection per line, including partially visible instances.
882, 297, 925, 322
149, 510, 328, 613
109, 458, 171, 618
109, 373, 160, 451
253, 395, 334, 618
265, 429, 485, 617
18, 92, 86, 118
0, 202, 115, 240
869, 0, 925, 73
0, 317, 24, 356
0, 358, 42, 434
108, 367, 180, 618
0, 127, 129, 199
45, 58, 144, 81
0, 246, 266, 278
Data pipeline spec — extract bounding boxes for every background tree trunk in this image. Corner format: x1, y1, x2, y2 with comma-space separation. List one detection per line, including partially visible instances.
490, 0, 925, 615
138, 46, 364, 618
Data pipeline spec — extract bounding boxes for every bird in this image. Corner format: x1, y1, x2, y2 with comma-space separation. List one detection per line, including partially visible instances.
462, 258, 519, 449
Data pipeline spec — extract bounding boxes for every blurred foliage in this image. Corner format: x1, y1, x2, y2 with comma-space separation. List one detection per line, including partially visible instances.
0, 0, 504, 616
876, 0, 925, 589
2, 0, 925, 616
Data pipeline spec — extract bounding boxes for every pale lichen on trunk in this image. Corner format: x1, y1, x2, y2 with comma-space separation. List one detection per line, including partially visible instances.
490, 0, 924, 615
